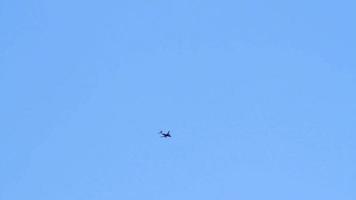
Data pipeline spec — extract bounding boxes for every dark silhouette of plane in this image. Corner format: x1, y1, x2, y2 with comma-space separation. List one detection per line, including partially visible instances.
159, 130, 171, 138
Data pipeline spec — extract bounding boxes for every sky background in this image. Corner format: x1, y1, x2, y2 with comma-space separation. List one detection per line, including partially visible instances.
1, 0, 355, 199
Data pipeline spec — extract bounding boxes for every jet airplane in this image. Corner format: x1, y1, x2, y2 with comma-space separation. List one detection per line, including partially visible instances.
159, 130, 171, 138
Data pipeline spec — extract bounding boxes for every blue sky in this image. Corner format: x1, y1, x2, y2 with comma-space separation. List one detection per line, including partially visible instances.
1, 0, 355, 199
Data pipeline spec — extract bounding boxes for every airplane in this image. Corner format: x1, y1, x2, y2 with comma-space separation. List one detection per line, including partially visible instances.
159, 130, 171, 138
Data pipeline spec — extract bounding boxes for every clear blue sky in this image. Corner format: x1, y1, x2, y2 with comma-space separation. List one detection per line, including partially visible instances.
1, 0, 355, 199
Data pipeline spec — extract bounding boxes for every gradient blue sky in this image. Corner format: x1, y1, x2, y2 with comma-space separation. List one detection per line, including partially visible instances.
1, 0, 355, 199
